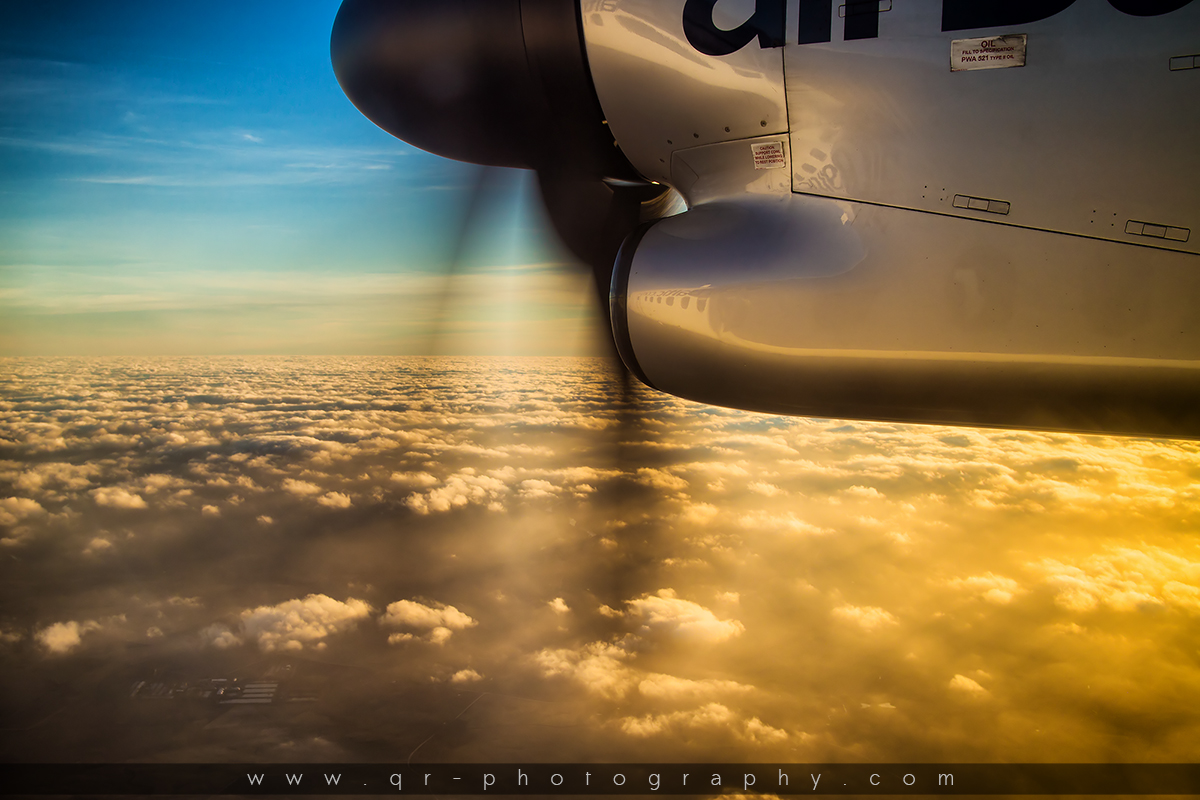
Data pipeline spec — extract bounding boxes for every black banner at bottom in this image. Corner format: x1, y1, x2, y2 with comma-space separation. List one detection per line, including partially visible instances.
3, 763, 1199, 795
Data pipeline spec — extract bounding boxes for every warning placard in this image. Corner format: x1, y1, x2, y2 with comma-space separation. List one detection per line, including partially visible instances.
951, 34, 1027, 72
751, 141, 786, 170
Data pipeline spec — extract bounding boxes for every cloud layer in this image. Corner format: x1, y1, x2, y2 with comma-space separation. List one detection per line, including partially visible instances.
2, 356, 1199, 764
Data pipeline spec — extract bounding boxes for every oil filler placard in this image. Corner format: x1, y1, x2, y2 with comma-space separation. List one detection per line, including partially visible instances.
751, 141, 786, 169
951, 34, 1027, 71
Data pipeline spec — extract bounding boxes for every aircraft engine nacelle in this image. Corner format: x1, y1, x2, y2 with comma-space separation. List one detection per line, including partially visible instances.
610, 191, 1200, 437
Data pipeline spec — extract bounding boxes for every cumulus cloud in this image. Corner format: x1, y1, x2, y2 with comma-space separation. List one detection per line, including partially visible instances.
1163, 581, 1200, 612
317, 491, 352, 508
678, 502, 719, 525
619, 703, 787, 744
1030, 547, 1200, 614
949, 674, 988, 695
36, 620, 101, 654
947, 573, 1024, 605
623, 589, 745, 642
737, 511, 831, 536
635, 468, 689, 493
239, 594, 372, 651
0, 496, 47, 526
832, 604, 898, 631
90, 487, 147, 509
450, 669, 483, 683
201, 623, 242, 649
548, 597, 569, 614
534, 641, 638, 699
742, 716, 791, 744
380, 599, 477, 644
83, 536, 113, 555
637, 673, 753, 701
620, 702, 735, 736
12, 462, 96, 494
518, 479, 559, 500
403, 469, 507, 514
8, 357, 1200, 764
282, 478, 322, 496
390, 471, 439, 487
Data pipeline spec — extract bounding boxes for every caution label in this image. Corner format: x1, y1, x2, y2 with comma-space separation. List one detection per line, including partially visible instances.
951, 34, 1027, 72
751, 140, 786, 170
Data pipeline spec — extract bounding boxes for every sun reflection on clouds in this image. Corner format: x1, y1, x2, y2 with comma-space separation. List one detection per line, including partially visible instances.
0, 356, 1198, 762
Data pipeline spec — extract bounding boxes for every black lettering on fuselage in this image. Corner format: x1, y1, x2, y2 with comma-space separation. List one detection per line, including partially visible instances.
843, 0, 882, 39
797, 0, 833, 43
943, 0, 1195, 31
1107, 0, 1193, 14
685, 0, 1197, 56
682, 0, 786, 56
797, 0, 877, 43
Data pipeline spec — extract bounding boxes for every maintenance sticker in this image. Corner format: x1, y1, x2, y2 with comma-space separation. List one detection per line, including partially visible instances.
951, 34, 1027, 71
751, 141, 786, 170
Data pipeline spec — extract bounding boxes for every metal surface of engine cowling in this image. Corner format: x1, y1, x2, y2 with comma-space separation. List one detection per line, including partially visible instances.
611, 193, 1200, 438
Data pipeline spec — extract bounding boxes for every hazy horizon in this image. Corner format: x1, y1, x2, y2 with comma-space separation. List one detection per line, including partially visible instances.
1, 2, 601, 359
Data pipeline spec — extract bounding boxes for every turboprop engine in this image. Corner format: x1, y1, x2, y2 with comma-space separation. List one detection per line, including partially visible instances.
333, 0, 1200, 437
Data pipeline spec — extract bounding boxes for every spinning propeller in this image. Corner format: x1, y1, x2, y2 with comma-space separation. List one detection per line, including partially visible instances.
330, 0, 674, 355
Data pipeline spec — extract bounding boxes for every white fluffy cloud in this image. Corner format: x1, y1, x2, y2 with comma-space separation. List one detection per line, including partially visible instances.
678, 502, 719, 525
637, 673, 753, 701
832, 604, 898, 631
380, 599, 477, 644
201, 623, 242, 649
947, 573, 1024, 605
0, 496, 46, 526
403, 469, 507, 514
737, 510, 831, 535
1030, 547, 1200, 614
450, 669, 483, 683
91, 487, 148, 509
621, 702, 734, 736
317, 491, 352, 508
36, 620, 101, 654
624, 589, 745, 642
949, 674, 988, 695
534, 641, 638, 699
239, 594, 372, 651
390, 471, 439, 487
518, 479, 560, 500
282, 478, 323, 496
619, 703, 788, 744
13, 462, 96, 494
83, 536, 113, 555
635, 468, 689, 493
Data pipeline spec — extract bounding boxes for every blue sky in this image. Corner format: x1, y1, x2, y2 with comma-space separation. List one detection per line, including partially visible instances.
0, 0, 597, 355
